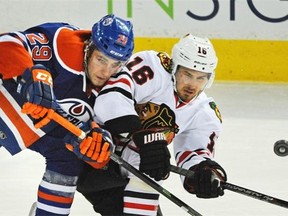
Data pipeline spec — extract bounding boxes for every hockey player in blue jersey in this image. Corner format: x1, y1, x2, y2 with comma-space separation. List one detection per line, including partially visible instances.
0, 14, 134, 215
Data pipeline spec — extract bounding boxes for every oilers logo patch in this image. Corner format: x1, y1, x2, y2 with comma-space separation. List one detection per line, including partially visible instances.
209, 102, 222, 123
56, 98, 94, 125
157, 52, 171, 73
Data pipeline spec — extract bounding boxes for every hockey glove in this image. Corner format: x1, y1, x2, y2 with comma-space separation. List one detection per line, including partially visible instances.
17, 64, 56, 110
65, 121, 114, 169
184, 159, 227, 198
18, 65, 57, 132
132, 129, 171, 181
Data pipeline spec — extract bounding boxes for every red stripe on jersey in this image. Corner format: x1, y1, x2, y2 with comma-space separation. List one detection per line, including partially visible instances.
0, 41, 33, 79
0, 91, 40, 147
38, 191, 73, 204
107, 78, 131, 87
56, 28, 90, 72
195, 149, 212, 157
124, 202, 157, 211
177, 150, 211, 166
177, 151, 193, 165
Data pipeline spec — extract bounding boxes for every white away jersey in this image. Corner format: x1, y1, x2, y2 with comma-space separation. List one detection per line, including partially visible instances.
94, 50, 223, 172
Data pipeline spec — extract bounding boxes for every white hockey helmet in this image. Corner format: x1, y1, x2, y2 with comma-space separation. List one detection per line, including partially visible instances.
171, 34, 218, 89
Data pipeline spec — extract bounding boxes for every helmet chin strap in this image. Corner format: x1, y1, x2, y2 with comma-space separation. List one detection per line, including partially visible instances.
83, 40, 92, 81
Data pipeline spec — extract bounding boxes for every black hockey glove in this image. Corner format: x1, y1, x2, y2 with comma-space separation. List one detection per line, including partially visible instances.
184, 159, 227, 198
132, 129, 171, 181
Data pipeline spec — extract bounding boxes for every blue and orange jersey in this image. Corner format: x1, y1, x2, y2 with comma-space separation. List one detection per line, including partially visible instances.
0, 23, 96, 155
0, 22, 96, 118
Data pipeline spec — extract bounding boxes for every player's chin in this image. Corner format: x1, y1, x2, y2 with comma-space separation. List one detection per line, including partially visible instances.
179, 93, 195, 102
91, 78, 106, 87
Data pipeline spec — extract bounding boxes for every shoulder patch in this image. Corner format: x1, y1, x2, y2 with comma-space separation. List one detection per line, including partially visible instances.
209, 102, 222, 123
157, 52, 171, 73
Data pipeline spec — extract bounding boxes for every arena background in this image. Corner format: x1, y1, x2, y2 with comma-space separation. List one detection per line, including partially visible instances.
1, 1, 288, 216
1, 0, 287, 83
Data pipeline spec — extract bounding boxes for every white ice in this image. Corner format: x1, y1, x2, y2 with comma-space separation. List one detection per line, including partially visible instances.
1, 82, 288, 216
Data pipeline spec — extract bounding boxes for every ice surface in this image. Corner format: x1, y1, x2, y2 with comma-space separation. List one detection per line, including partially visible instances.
1, 82, 287, 216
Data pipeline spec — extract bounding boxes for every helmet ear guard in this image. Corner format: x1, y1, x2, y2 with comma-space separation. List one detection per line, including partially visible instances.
171, 34, 218, 89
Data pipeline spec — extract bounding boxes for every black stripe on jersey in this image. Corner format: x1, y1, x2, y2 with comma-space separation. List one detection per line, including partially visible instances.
100, 71, 135, 101
114, 70, 133, 79
176, 151, 198, 168
98, 87, 133, 101
182, 154, 196, 168
124, 190, 160, 200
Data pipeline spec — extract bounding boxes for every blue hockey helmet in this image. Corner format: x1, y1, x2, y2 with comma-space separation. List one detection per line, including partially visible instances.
91, 14, 134, 62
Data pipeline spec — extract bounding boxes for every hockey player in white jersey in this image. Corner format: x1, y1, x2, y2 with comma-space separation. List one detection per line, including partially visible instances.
77, 34, 227, 215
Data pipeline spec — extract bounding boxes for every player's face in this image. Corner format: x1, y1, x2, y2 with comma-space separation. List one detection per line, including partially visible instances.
87, 50, 124, 87
175, 66, 209, 102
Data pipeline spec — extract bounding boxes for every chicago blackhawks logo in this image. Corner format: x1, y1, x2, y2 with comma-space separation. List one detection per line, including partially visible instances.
157, 52, 171, 73
135, 102, 179, 144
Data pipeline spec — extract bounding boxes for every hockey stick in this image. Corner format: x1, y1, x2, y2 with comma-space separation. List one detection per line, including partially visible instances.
169, 165, 288, 209
48, 111, 202, 216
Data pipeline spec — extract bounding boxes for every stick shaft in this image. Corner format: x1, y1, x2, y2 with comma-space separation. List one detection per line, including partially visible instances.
51, 111, 86, 139
222, 182, 288, 208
